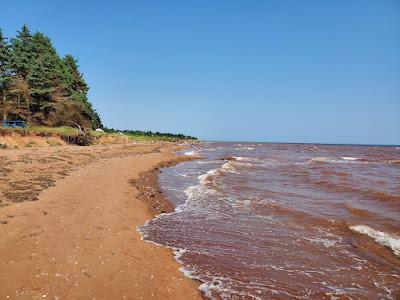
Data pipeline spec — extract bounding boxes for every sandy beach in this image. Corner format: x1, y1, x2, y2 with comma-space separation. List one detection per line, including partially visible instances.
0, 143, 202, 299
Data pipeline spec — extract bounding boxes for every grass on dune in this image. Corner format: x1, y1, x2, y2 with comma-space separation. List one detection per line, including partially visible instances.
0, 125, 79, 135
27, 126, 80, 135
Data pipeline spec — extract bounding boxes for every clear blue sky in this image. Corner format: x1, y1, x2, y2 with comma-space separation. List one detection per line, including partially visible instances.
2, 1, 399, 144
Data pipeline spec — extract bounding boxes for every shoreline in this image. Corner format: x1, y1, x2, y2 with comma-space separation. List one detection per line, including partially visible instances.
132, 155, 207, 296
0, 142, 202, 299
131, 155, 198, 215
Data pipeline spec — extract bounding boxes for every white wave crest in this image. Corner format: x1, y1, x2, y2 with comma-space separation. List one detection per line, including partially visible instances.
350, 225, 400, 256
233, 146, 255, 151
232, 156, 257, 162
222, 161, 239, 173
221, 157, 254, 173
184, 150, 200, 156
309, 156, 363, 164
309, 157, 338, 163
198, 169, 221, 185
184, 185, 208, 201
341, 157, 361, 161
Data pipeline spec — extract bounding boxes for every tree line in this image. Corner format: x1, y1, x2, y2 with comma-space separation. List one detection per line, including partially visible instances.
0, 25, 102, 129
104, 128, 197, 140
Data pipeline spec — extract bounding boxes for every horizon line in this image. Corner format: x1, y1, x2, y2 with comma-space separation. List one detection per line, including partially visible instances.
201, 140, 400, 147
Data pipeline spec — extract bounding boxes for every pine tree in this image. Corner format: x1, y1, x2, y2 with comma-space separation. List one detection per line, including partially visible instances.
10, 25, 33, 80
8, 25, 35, 121
62, 54, 88, 101
1, 25, 103, 128
92, 110, 102, 129
62, 54, 102, 128
0, 29, 11, 89
29, 32, 64, 100
0, 29, 11, 120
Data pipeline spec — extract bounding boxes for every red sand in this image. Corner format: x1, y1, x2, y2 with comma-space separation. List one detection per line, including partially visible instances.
0, 143, 202, 299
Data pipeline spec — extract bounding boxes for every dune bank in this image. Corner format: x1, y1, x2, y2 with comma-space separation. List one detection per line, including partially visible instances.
0, 143, 201, 299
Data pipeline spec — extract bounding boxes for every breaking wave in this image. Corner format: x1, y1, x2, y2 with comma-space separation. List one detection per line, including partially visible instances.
350, 225, 400, 256
341, 156, 362, 161
140, 142, 400, 299
309, 156, 364, 164
184, 150, 200, 156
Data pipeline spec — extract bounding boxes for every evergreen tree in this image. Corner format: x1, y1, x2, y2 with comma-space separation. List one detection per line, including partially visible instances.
10, 25, 33, 80
27, 32, 66, 124
7, 25, 35, 121
0, 29, 11, 89
91, 110, 102, 129
29, 33, 64, 101
62, 54, 88, 101
1, 25, 103, 128
0, 29, 11, 120
62, 54, 102, 128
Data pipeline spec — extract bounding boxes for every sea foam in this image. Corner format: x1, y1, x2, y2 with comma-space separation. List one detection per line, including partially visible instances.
232, 156, 257, 162
341, 157, 361, 161
309, 156, 363, 164
198, 169, 221, 184
350, 225, 400, 257
184, 150, 200, 156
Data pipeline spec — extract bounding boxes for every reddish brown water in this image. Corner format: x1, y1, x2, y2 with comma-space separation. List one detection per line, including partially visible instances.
139, 143, 400, 299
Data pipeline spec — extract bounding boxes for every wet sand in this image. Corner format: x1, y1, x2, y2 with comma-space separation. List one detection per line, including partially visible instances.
0, 143, 202, 299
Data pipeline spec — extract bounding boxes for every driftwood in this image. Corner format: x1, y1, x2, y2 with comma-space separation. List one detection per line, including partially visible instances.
60, 123, 94, 146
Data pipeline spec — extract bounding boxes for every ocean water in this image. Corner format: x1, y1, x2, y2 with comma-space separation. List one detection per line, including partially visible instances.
138, 142, 400, 299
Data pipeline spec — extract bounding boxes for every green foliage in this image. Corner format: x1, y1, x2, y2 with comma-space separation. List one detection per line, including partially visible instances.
10, 25, 33, 80
103, 127, 197, 141
1, 25, 195, 140
28, 125, 79, 135
29, 32, 64, 98
0, 25, 103, 129
62, 54, 88, 97
61, 54, 102, 129
0, 29, 11, 91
